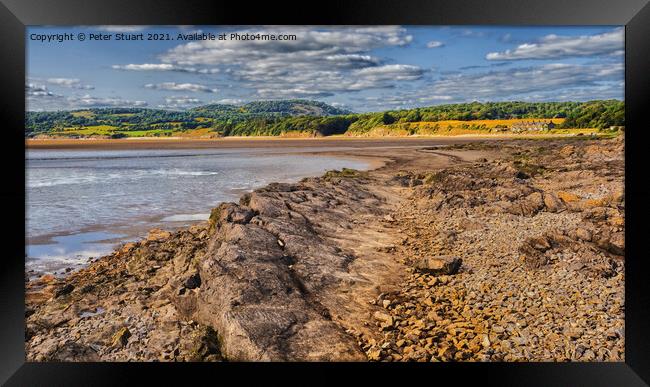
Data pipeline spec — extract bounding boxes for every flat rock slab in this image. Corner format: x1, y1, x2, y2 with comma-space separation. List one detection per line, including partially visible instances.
414, 255, 462, 275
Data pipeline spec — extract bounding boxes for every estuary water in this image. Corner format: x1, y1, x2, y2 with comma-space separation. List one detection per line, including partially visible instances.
25, 147, 370, 275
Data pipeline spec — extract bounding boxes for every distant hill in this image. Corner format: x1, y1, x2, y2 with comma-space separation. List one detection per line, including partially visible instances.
192, 100, 352, 117
25, 100, 623, 138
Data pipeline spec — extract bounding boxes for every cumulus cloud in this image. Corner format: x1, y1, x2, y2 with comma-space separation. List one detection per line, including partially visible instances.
112, 63, 219, 73
354, 64, 424, 82
26, 83, 47, 92
430, 62, 624, 101
157, 95, 203, 109
45, 78, 94, 89
486, 28, 623, 60
144, 82, 217, 93
147, 26, 421, 99
26, 83, 62, 98
426, 40, 444, 48
96, 26, 146, 32
211, 98, 245, 105
69, 94, 148, 108
354, 62, 623, 111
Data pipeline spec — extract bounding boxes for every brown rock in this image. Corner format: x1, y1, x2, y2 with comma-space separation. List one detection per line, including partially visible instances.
374, 311, 394, 326
147, 228, 172, 241
543, 193, 564, 213
608, 232, 625, 255
528, 236, 552, 252
507, 192, 544, 216
414, 255, 462, 275
557, 191, 581, 204
575, 228, 592, 242
111, 327, 131, 348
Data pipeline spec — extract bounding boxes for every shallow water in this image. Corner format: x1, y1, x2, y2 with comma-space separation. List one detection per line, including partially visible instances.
26, 147, 370, 274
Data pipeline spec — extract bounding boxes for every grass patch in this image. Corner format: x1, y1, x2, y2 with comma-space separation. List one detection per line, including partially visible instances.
323, 168, 366, 180
424, 171, 446, 185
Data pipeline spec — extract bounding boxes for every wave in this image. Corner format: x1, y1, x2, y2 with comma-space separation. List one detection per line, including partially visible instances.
28, 169, 219, 188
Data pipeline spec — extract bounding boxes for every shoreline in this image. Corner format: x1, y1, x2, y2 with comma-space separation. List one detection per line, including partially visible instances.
26, 147, 390, 277
24, 133, 596, 150
25, 136, 624, 362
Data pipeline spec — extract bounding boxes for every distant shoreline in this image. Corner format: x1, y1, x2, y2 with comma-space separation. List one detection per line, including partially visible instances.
25, 133, 597, 150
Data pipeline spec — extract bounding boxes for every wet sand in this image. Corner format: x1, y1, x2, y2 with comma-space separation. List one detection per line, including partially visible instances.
26, 136, 524, 150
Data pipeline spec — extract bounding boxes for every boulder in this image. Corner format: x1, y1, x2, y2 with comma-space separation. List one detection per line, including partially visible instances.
414, 255, 462, 275
543, 193, 564, 213
507, 192, 544, 216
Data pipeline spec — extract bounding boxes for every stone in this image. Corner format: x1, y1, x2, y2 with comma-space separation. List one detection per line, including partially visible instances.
507, 192, 544, 216
414, 255, 462, 276
608, 232, 625, 255
383, 215, 396, 222
543, 193, 564, 213
374, 311, 394, 327
184, 273, 201, 289
55, 284, 74, 298
481, 334, 491, 348
367, 348, 382, 361
112, 327, 131, 348
528, 236, 552, 252
574, 228, 592, 242
557, 191, 581, 204
147, 228, 172, 241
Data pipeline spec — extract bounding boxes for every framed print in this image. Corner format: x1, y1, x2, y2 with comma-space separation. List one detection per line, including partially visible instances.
1, 0, 649, 385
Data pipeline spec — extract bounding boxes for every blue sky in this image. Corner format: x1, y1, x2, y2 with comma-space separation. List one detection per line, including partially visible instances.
26, 25, 624, 112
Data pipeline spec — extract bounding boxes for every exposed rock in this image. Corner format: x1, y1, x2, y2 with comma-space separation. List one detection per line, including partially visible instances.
543, 193, 564, 213
414, 255, 462, 275
574, 228, 592, 242
54, 284, 74, 298
184, 273, 201, 289
111, 327, 131, 348
26, 136, 624, 363
147, 228, 172, 241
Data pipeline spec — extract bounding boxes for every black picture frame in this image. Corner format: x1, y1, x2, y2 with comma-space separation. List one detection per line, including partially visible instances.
1, 0, 649, 385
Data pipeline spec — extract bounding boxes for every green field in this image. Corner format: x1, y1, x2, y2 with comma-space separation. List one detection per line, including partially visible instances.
26, 99, 625, 139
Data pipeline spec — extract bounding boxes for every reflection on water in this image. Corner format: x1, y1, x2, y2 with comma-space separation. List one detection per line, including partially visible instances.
26, 147, 370, 274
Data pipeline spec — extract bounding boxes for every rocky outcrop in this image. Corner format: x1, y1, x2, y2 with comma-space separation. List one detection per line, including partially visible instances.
358, 136, 624, 362
26, 166, 404, 361
26, 135, 625, 363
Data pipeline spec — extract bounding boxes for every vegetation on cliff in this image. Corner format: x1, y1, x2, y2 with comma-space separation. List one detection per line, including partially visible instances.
26, 99, 624, 138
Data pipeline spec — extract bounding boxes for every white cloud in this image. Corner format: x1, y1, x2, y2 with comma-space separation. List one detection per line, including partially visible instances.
69, 94, 148, 107
353, 64, 424, 82
96, 26, 146, 33
111, 63, 219, 73
113, 63, 177, 71
26, 83, 62, 98
430, 62, 624, 101
46, 78, 94, 90
158, 95, 203, 109
486, 28, 623, 60
151, 26, 420, 99
418, 95, 453, 101
211, 98, 245, 105
144, 82, 217, 93
426, 40, 444, 48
